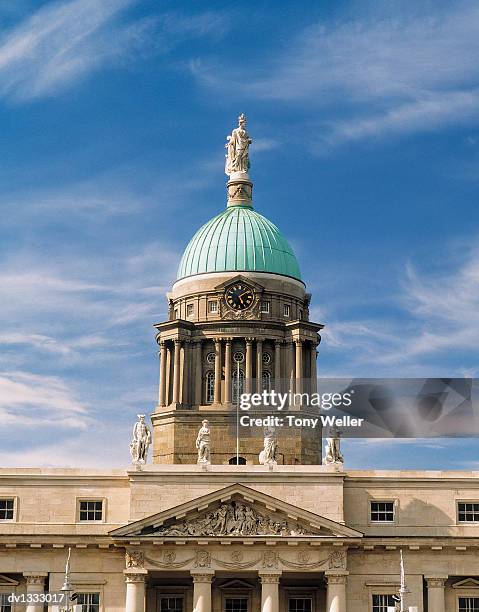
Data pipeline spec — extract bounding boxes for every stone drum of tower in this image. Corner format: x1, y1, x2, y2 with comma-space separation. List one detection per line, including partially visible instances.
152, 116, 324, 464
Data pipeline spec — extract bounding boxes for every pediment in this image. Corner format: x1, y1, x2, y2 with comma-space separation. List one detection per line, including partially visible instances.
452, 578, 479, 589
0, 575, 19, 586
214, 275, 265, 292
110, 484, 362, 539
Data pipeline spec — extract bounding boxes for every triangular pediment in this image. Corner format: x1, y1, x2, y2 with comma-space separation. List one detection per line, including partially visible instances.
0, 575, 19, 586
214, 275, 265, 292
110, 484, 362, 539
452, 578, 479, 589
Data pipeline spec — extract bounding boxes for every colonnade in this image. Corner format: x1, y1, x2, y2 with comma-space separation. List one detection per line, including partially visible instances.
158, 337, 318, 407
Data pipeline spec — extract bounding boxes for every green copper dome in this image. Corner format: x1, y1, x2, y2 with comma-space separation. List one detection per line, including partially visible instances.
177, 205, 301, 281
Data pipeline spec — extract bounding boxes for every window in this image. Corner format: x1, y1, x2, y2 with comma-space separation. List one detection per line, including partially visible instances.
262, 352, 272, 365
261, 301, 270, 314
372, 594, 396, 612
76, 593, 100, 612
186, 304, 194, 317
229, 456, 246, 465
289, 599, 312, 612
283, 304, 290, 317
370, 501, 395, 523
225, 599, 248, 612
459, 597, 479, 612
1, 603, 12, 612
0, 499, 14, 521
208, 301, 218, 314
206, 371, 215, 403
78, 500, 103, 522
458, 502, 479, 522
206, 352, 216, 364
262, 371, 271, 392
160, 597, 183, 612
232, 369, 244, 402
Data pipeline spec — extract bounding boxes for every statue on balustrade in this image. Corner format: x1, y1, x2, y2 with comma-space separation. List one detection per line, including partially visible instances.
196, 419, 211, 464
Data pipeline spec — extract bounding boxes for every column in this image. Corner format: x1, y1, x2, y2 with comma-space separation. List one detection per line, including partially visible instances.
194, 340, 203, 406
310, 341, 318, 395
224, 338, 232, 404
425, 576, 447, 612
259, 572, 281, 612
181, 340, 191, 405
274, 340, 282, 393
23, 573, 47, 612
256, 339, 263, 392
158, 341, 167, 406
245, 338, 253, 394
124, 569, 148, 612
295, 339, 303, 396
172, 339, 181, 404
191, 571, 214, 612
214, 338, 222, 404
325, 571, 348, 612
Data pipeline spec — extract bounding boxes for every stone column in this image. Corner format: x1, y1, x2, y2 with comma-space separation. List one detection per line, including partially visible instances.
124, 569, 148, 612
259, 572, 281, 612
224, 338, 232, 404
191, 571, 214, 612
310, 342, 318, 395
325, 571, 348, 612
23, 573, 47, 612
172, 339, 181, 404
158, 341, 167, 406
425, 576, 447, 612
286, 341, 295, 396
194, 340, 202, 406
214, 338, 222, 404
245, 338, 253, 394
274, 340, 282, 393
256, 339, 263, 392
295, 339, 303, 397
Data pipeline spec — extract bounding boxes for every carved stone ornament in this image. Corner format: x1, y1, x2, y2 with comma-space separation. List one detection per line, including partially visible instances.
194, 550, 211, 568
231, 550, 243, 563
162, 550, 176, 564
154, 500, 313, 537
126, 550, 145, 569
326, 573, 348, 585
262, 551, 279, 569
297, 550, 311, 564
259, 573, 281, 584
329, 550, 346, 570
221, 296, 261, 321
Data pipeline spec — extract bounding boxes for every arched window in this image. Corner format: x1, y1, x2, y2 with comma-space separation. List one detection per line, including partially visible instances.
205, 371, 215, 403
262, 371, 271, 392
229, 456, 246, 465
232, 369, 244, 402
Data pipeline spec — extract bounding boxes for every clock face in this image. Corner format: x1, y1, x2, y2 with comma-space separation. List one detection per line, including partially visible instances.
225, 283, 254, 311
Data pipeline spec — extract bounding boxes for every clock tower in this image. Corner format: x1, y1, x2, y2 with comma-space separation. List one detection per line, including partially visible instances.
151, 116, 324, 464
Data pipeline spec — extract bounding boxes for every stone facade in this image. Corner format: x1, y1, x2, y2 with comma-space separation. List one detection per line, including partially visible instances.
1, 466, 479, 612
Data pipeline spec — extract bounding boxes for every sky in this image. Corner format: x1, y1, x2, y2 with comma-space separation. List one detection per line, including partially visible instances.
0, 0, 478, 469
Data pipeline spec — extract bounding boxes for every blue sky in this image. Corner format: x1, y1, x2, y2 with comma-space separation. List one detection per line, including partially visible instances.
0, 0, 478, 469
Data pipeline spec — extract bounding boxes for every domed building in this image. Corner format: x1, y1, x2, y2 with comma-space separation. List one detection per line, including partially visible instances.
152, 116, 323, 464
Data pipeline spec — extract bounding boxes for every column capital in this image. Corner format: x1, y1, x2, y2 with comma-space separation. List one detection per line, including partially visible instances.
174, 339, 181, 346
124, 568, 148, 583
258, 572, 282, 583
425, 575, 448, 587
274, 339, 284, 346
325, 570, 348, 584
190, 570, 215, 582
225, 337, 233, 343
214, 337, 222, 344
294, 338, 303, 346
159, 340, 166, 347
23, 573, 47, 585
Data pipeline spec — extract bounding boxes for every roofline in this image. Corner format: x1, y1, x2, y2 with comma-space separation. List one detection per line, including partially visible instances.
174, 270, 305, 289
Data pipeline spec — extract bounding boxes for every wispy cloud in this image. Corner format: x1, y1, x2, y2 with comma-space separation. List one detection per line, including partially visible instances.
191, 3, 479, 147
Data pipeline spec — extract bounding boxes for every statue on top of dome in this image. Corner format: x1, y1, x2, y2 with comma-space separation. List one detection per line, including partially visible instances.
225, 114, 252, 177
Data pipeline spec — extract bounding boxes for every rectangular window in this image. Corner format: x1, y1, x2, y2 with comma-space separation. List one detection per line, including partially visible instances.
208, 301, 218, 313
0, 602, 12, 612
76, 593, 100, 612
458, 502, 479, 522
186, 304, 194, 317
160, 597, 183, 612
225, 599, 248, 612
0, 499, 14, 521
459, 598, 479, 612
283, 304, 290, 317
79, 500, 103, 522
261, 301, 270, 314
289, 598, 312, 612
372, 594, 396, 612
370, 501, 395, 523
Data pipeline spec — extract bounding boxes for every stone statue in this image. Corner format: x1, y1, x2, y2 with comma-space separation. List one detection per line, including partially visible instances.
196, 419, 211, 464
129, 414, 151, 465
225, 114, 252, 176
324, 426, 344, 465
259, 426, 277, 465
